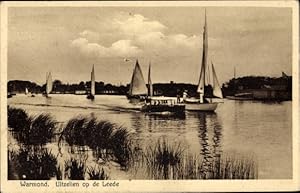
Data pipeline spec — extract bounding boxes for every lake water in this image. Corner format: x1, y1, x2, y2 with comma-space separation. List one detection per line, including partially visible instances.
7, 94, 292, 179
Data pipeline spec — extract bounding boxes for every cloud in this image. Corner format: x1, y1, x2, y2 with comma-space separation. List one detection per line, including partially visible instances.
71, 37, 142, 58
70, 13, 202, 59
79, 30, 100, 42
113, 14, 167, 36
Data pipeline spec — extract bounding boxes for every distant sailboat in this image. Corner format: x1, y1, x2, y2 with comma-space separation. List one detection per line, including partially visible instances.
127, 60, 148, 104
184, 10, 223, 111
25, 88, 29, 95
226, 67, 253, 100
87, 65, 95, 100
45, 72, 53, 98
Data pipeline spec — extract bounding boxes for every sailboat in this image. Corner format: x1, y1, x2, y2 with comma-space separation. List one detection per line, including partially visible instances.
184, 11, 223, 111
87, 65, 95, 100
127, 60, 148, 104
25, 88, 29, 95
44, 72, 53, 98
226, 67, 253, 100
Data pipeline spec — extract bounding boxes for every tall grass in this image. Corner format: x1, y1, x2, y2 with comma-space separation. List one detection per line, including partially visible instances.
8, 106, 31, 132
64, 158, 86, 180
20, 114, 56, 145
87, 166, 109, 180
64, 159, 110, 180
8, 147, 58, 180
8, 106, 56, 145
133, 139, 257, 180
61, 116, 133, 169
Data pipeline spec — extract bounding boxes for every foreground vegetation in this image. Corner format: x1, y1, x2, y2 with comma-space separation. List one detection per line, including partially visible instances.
131, 140, 257, 179
8, 106, 56, 145
8, 107, 258, 180
61, 116, 133, 169
8, 147, 109, 180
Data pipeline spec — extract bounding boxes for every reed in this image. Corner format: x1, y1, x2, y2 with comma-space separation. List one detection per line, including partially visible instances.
110, 127, 133, 169
7, 106, 31, 132
215, 153, 258, 179
62, 117, 90, 146
87, 166, 109, 180
8, 147, 57, 180
61, 116, 133, 168
134, 139, 257, 180
64, 158, 85, 180
139, 139, 184, 179
8, 106, 56, 145
17, 114, 56, 145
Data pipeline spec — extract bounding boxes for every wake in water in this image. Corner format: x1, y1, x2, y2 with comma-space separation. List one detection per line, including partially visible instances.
10, 102, 141, 113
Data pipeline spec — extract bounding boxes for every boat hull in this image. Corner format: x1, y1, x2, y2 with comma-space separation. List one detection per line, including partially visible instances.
87, 94, 95, 100
127, 95, 147, 104
185, 102, 218, 111
226, 96, 253, 100
141, 104, 185, 115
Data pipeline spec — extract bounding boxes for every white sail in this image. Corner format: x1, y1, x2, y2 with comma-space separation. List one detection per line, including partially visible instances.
128, 60, 147, 96
46, 72, 53, 95
25, 88, 29, 95
148, 62, 153, 97
91, 65, 95, 96
212, 63, 223, 98
197, 10, 208, 95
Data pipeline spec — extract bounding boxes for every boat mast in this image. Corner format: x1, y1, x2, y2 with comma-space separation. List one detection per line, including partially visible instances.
197, 9, 208, 103
234, 66, 236, 79
148, 61, 153, 97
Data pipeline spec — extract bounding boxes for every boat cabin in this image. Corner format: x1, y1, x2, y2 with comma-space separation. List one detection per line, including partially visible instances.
147, 98, 178, 106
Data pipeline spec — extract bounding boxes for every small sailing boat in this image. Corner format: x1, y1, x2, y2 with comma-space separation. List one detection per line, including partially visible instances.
141, 62, 185, 115
184, 11, 223, 111
127, 60, 148, 104
43, 72, 53, 98
25, 88, 29, 95
87, 65, 95, 100
226, 67, 253, 100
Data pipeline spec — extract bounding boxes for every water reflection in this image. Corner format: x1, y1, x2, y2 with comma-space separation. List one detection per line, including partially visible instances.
188, 112, 223, 178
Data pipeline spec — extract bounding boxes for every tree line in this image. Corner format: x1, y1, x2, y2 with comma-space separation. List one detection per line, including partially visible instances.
7, 75, 292, 97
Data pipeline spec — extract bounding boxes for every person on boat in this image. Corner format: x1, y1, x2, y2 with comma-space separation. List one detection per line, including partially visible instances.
177, 94, 181, 103
203, 97, 209, 103
183, 90, 188, 101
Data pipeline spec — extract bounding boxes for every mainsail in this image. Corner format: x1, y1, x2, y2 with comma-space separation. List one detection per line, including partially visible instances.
197, 10, 208, 95
148, 62, 153, 97
46, 72, 53, 95
128, 60, 147, 96
212, 63, 223, 98
91, 65, 95, 96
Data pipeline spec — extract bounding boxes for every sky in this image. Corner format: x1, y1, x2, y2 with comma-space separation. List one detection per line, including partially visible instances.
7, 6, 292, 85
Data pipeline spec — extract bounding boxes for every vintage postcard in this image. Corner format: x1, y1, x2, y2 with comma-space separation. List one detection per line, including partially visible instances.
1, 1, 299, 192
